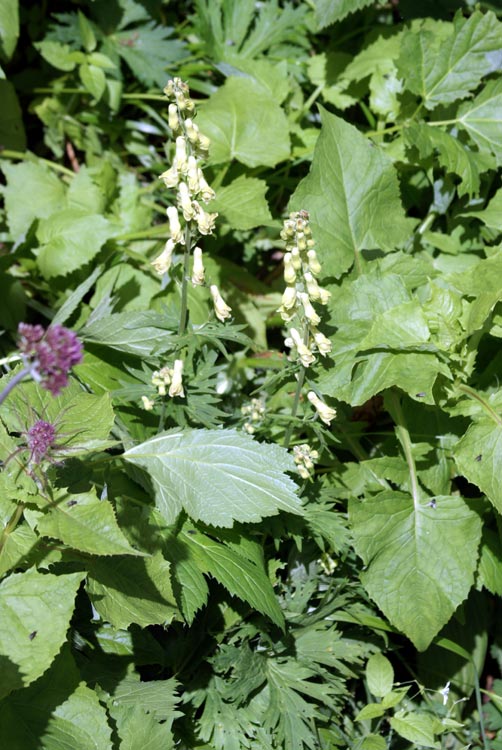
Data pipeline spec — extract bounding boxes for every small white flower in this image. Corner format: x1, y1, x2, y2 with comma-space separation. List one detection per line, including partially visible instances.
141, 396, 155, 411
191, 246, 205, 286
307, 249, 322, 275
440, 681, 450, 706
288, 328, 315, 367
210, 285, 232, 322
168, 103, 180, 132
151, 238, 176, 275
318, 287, 331, 305
184, 118, 200, 144
166, 206, 183, 243
194, 202, 217, 235
313, 329, 332, 356
290, 247, 302, 271
169, 359, 185, 398
299, 292, 321, 326
178, 181, 196, 221
283, 253, 296, 284
304, 272, 321, 301
186, 156, 200, 195
175, 135, 188, 172
307, 391, 336, 425
198, 133, 210, 153
160, 165, 179, 188
198, 173, 215, 203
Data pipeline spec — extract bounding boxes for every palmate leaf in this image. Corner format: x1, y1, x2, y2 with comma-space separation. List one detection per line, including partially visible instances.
349, 491, 482, 651
0, 569, 84, 699
290, 107, 412, 278
457, 78, 502, 166
397, 11, 502, 110
208, 175, 273, 230
197, 77, 290, 168
123, 428, 301, 527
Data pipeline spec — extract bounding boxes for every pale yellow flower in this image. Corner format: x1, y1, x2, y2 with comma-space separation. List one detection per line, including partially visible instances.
169, 359, 185, 398
210, 285, 232, 322
152, 239, 176, 275
191, 246, 205, 286
307, 391, 337, 425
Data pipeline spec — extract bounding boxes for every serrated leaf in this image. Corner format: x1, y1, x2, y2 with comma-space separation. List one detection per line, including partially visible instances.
477, 529, 502, 596
461, 187, 502, 231
123, 428, 301, 527
86, 552, 179, 628
349, 492, 482, 650
36, 209, 114, 279
398, 11, 502, 110
355, 703, 385, 721
197, 77, 290, 168
390, 712, 440, 748
366, 653, 393, 697
313, 0, 376, 28
1, 162, 66, 241
0, 569, 84, 699
209, 175, 272, 230
454, 416, 502, 512
41, 683, 112, 750
111, 705, 175, 750
180, 527, 284, 627
36, 490, 144, 557
113, 23, 187, 88
112, 675, 180, 722
164, 535, 209, 623
457, 77, 502, 165
290, 107, 412, 277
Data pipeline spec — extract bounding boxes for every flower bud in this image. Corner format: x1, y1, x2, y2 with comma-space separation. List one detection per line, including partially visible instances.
288, 328, 315, 367
194, 202, 217, 235
307, 249, 322, 275
299, 292, 321, 326
141, 396, 155, 411
186, 156, 200, 194
307, 391, 337, 425
210, 285, 232, 322
168, 103, 180, 132
291, 247, 302, 271
160, 165, 179, 189
184, 118, 200, 144
178, 181, 196, 221
198, 173, 215, 203
304, 272, 321, 301
313, 329, 332, 356
169, 359, 185, 398
166, 206, 183, 243
191, 246, 205, 286
151, 238, 176, 275
283, 253, 296, 284
281, 286, 297, 311
175, 136, 188, 172
197, 133, 210, 153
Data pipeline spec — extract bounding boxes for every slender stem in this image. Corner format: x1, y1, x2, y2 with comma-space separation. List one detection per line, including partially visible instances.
386, 391, 421, 508
0, 149, 75, 177
457, 384, 502, 426
284, 366, 306, 450
0, 503, 25, 555
178, 223, 192, 336
114, 223, 170, 242
0, 368, 30, 406
473, 667, 489, 750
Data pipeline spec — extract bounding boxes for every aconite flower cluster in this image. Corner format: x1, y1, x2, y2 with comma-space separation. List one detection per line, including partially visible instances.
279, 211, 336, 427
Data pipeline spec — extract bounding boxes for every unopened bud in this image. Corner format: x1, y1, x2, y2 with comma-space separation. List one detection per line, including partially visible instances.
307, 249, 322, 275
304, 272, 321, 301
168, 103, 180, 132
178, 181, 196, 221
283, 253, 296, 284
167, 206, 183, 243
169, 359, 185, 398
191, 246, 205, 286
175, 136, 188, 172
210, 285, 232, 322
291, 247, 302, 271
307, 391, 337, 425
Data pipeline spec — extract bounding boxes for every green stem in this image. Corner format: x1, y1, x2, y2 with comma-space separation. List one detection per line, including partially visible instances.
0, 503, 25, 555
0, 150, 75, 177
457, 384, 502, 426
386, 391, 421, 508
114, 223, 170, 242
0, 367, 30, 406
473, 667, 489, 750
178, 223, 192, 336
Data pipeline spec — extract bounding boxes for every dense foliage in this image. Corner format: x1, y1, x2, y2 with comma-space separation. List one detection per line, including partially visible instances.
2, 1, 502, 748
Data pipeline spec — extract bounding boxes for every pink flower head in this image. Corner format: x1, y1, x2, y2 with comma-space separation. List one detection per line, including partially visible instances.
18, 323, 83, 396
26, 420, 56, 464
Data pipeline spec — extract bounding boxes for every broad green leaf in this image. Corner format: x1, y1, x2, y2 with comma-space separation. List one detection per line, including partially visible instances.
349, 492, 482, 650
0, 523, 39, 578
461, 187, 502, 231
359, 301, 432, 350
355, 703, 385, 721
197, 77, 290, 168
477, 529, 502, 596
112, 24, 187, 88
220, 59, 289, 103
89, 263, 159, 313
79, 63, 106, 101
1, 162, 65, 241
290, 108, 412, 277
36, 490, 144, 557
209, 175, 272, 230
0, 0, 19, 59
81, 311, 176, 357
398, 11, 502, 110
35, 41, 77, 71
66, 167, 106, 214
313, 0, 376, 28
180, 527, 284, 627
0, 80, 25, 151
360, 736, 387, 750
406, 122, 480, 197
454, 416, 502, 512
41, 683, 112, 750
0, 569, 84, 698
86, 552, 179, 628
164, 535, 209, 623
123, 428, 301, 527
366, 653, 393, 697
111, 675, 180, 721
36, 209, 114, 279
111, 705, 175, 750
390, 711, 439, 748
458, 78, 502, 165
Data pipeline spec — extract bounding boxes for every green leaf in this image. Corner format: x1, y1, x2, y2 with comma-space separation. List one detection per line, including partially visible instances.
163, 535, 209, 623
461, 187, 502, 231
113, 23, 187, 88
179, 527, 284, 627
40, 683, 112, 750
79, 63, 106, 101
313, 0, 376, 28
35, 40, 77, 71
390, 711, 440, 748
209, 175, 272, 230
458, 78, 502, 166
111, 705, 175, 750
355, 703, 385, 721
81, 311, 176, 357
0, 80, 25, 151
36, 209, 114, 279
366, 653, 394, 697
349, 492, 482, 651
1, 162, 66, 241
290, 107, 412, 277
111, 675, 180, 721
86, 553, 179, 628
36, 490, 144, 557
405, 122, 480, 197
197, 77, 290, 168
360, 736, 387, 750
398, 11, 502, 110
0, 569, 84, 699
477, 529, 502, 596
0, 0, 19, 60
454, 416, 502, 512
123, 428, 301, 527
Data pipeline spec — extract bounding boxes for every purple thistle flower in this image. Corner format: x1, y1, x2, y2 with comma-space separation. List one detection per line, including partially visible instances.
26, 420, 57, 464
17, 323, 83, 396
